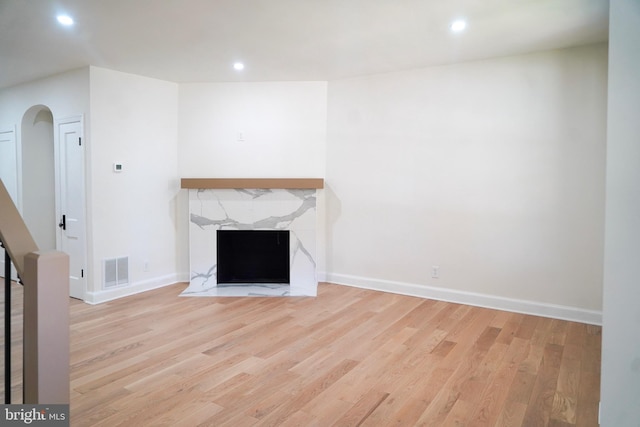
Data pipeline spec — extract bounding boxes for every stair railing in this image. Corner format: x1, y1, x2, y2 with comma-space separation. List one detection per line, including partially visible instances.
0, 178, 69, 404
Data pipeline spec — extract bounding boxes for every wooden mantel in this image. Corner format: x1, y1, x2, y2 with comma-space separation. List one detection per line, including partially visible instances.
181, 178, 324, 189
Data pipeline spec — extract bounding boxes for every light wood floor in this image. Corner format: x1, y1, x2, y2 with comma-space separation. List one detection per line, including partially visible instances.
4, 282, 601, 426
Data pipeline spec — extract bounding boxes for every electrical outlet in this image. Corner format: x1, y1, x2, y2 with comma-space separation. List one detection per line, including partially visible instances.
144, 260, 149, 272
431, 266, 440, 279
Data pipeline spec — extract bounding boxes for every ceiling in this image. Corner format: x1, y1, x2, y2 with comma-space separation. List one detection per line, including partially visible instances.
0, 0, 609, 90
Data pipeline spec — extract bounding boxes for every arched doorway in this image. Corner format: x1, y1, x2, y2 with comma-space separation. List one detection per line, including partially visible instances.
21, 105, 56, 251
20, 107, 86, 300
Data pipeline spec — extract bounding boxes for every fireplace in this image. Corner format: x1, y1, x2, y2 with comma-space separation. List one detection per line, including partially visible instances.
181, 178, 323, 297
217, 230, 290, 284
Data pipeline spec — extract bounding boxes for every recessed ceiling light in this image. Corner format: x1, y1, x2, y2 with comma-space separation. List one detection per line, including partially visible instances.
233, 62, 245, 71
450, 19, 467, 32
57, 14, 74, 26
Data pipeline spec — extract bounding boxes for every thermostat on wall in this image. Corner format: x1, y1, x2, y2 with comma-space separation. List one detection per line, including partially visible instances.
113, 163, 123, 172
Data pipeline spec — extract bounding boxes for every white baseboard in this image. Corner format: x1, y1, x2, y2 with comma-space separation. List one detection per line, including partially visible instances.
319, 272, 602, 326
85, 272, 190, 304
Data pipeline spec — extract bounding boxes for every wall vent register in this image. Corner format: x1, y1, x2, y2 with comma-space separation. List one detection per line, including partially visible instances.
103, 256, 129, 288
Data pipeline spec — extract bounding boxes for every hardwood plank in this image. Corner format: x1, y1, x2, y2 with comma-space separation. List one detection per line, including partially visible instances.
303, 396, 353, 426
514, 314, 539, 340
362, 367, 454, 426
442, 398, 475, 426
495, 400, 528, 427
172, 402, 224, 427
550, 353, 581, 424
548, 319, 569, 346
259, 358, 359, 426
508, 370, 537, 405
521, 343, 565, 426
466, 337, 530, 426
495, 312, 525, 345
277, 410, 320, 427
330, 389, 389, 426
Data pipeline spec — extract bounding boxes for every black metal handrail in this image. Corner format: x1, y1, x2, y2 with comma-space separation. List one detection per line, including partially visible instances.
3, 242, 8, 404
1, 240, 26, 404
2, 241, 11, 404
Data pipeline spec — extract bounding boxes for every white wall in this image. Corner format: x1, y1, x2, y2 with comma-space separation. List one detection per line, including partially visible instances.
88, 67, 180, 301
325, 44, 607, 322
601, 0, 640, 424
178, 81, 328, 272
178, 81, 327, 177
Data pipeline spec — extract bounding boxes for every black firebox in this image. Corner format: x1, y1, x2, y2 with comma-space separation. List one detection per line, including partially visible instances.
217, 230, 290, 284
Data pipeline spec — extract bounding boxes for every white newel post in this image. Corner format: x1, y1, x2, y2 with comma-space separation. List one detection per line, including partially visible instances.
23, 251, 70, 404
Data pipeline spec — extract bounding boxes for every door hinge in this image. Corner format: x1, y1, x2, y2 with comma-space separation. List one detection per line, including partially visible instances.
81, 269, 84, 278
78, 137, 82, 146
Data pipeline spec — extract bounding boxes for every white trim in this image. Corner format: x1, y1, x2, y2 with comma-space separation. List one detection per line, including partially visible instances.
84, 273, 189, 304
320, 272, 602, 325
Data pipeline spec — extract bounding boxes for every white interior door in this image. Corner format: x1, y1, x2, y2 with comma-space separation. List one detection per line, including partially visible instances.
56, 117, 86, 299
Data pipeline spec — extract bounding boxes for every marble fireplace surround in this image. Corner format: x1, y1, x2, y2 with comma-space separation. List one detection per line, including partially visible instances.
181, 178, 324, 297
